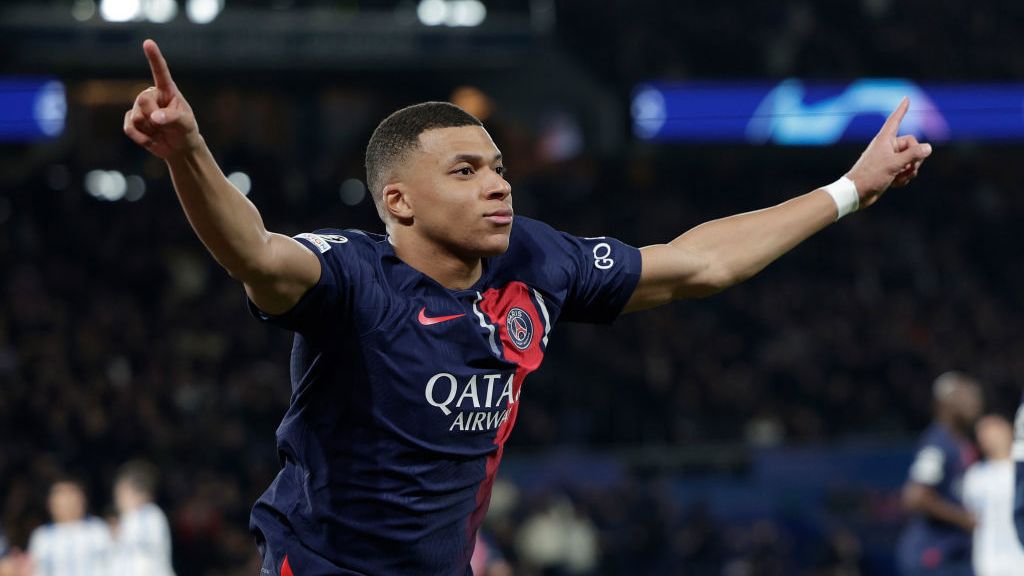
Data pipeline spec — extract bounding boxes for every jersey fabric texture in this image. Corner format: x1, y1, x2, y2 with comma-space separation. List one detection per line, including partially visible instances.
247, 216, 642, 575
962, 459, 1024, 576
28, 517, 112, 576
897, 423, 978, 575
111, 503, 176, 576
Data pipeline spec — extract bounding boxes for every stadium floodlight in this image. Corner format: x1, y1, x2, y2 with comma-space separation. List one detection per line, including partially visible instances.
418, 0, 487, 27
142, 0, 178, 23
99, 0, 142, 22
448, 0, 486, 27
125, 175, 147, 202
186, 0, 223, 24
71, 0, 98, 22
340, 179, 366, 206
417, 0, 447, 26
85, 170, 128, 202
227, 171, 252, 196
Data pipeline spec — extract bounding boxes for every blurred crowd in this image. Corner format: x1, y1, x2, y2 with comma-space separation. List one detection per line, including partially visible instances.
3, 0, 1024, 574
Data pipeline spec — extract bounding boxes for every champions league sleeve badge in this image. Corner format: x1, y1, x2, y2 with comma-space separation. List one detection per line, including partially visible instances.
505, 308, 534, 350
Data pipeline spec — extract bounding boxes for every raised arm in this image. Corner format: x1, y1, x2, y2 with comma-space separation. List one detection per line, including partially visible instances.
123, 39, 319, 315
624, 98, 933, 313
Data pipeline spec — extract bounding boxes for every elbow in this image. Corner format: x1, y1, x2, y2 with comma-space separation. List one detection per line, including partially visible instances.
684, 264, 744, 298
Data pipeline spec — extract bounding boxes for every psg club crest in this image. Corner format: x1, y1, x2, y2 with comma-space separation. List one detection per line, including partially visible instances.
505, 307, 534, 350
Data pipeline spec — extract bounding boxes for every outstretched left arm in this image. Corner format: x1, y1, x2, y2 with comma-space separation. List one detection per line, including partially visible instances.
624, 97, 932, 313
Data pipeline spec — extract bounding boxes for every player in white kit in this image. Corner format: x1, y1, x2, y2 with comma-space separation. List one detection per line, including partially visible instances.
28, 478, 112, 576
110, 460, 176, 576
962, 415, 1024, 576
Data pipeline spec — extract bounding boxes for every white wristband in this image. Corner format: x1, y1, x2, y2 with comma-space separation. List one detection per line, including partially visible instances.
823, 176, 859, 221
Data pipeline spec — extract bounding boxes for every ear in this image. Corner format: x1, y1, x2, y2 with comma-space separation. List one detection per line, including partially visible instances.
383, 183, 414, 221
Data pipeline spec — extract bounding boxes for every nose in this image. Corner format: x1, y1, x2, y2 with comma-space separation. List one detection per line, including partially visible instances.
485, 169, 511, 200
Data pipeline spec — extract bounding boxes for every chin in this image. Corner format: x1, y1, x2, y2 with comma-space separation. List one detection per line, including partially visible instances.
475, 233, 511, 257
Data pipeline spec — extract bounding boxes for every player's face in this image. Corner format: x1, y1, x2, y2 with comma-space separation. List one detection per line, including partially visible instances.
401, 126, 512, 258
952, 383, 983, 427
113, 479, 134, 514
48, 482, 86, 523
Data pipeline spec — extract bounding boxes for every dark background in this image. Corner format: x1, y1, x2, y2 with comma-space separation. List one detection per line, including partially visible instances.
2, 1, 1023, 574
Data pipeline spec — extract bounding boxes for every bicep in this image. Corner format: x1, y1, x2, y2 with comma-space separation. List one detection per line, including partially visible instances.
623, 243, 715, 313
244, 233, 322, 315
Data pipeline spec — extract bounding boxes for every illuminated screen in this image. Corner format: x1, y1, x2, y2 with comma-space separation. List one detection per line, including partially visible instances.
0, 78, 67, 142
632, 79, 1024, 144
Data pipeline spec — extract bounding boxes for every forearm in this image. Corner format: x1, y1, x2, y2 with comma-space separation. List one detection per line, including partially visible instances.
165, 139, 273, 281
904, 485, 975, 532
669, 188, 837, 291
918, 498, 975, 532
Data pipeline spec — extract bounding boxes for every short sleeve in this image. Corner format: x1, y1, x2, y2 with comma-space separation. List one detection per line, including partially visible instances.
909, 445, 946, 486
247, 230, 361, 334
555, 233, 642, 324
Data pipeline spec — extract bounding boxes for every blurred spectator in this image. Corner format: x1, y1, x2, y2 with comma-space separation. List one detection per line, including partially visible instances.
962, 415, 1024, 576
516, 493, 599, 575
471, 531, 514, 576
897, 373, 982, 576
27, 478, 111, 576
110, 460, 176, 576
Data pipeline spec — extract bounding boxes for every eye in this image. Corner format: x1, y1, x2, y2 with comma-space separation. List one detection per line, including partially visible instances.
495, 166, 508, 178
452, 166, 474, 176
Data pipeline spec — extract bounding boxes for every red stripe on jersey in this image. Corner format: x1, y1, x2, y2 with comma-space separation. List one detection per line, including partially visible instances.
468, 282, 546, 540
281, 556, 294, 576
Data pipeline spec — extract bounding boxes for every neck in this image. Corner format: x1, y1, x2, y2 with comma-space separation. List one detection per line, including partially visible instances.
391, 230, 483, 290
938, 413, 965, 439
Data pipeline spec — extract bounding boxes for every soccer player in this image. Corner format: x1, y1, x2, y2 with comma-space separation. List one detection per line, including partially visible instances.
897, 372, 983, 576
110, 460, 176, 576
962, 415, 1024, 576
123, 39, 932, 575
1013, 400, 1024, 547
27, 478, 112, 576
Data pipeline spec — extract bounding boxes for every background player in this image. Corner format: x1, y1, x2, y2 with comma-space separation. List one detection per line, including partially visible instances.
27, 478, 111, 576
123, 38, 932, 574
110, 460, 176, 576
1014, 401, 1024, 547
962, 415, 1024, 576
897, 372, 983, 576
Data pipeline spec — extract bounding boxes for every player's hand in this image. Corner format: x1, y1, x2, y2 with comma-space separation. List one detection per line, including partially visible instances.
123, 39, 201, 160
845, 97, 933, 209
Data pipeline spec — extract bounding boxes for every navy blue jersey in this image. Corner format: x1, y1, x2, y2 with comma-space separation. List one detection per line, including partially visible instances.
1014, 400, 1024, 547
897, 423, 978, 572
248, 216, 641, 575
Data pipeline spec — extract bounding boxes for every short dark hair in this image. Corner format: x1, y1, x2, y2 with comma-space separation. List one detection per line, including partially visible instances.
365, 102, 483, 220
115, 459, 159, 496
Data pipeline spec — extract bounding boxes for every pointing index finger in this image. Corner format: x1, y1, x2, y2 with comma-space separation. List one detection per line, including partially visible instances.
143, 39, 175, 93
881, 96, 910, 137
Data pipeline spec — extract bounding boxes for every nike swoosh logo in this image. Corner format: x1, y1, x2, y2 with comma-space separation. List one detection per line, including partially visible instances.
418, 307, 466, 326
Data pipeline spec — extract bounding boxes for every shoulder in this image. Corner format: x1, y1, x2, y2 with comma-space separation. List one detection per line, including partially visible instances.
29, 523, 53, 545
293, 227, 384, 257
140, 503, 171, 525
84, 517, 111, 536
506, 216, 560, 252
964, 462, 984, 483
921, 424, 956, 450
